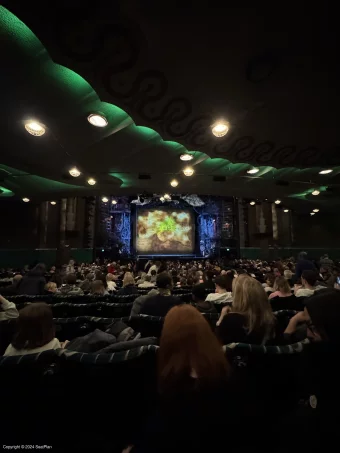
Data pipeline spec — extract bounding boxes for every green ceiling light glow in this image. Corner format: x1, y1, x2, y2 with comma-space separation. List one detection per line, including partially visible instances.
3, 5, 340, 202
0, 185, 14, 197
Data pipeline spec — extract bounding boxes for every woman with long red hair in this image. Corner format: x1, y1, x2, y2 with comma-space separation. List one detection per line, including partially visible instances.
158, 304, 229, 395
130, 305, 232, 452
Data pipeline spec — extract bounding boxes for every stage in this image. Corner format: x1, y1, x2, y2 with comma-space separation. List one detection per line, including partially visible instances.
96, 195, 239, 259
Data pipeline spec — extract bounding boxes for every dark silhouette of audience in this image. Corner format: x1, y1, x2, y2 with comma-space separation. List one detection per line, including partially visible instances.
140, 273, 180, 317
17, 263, 46, 295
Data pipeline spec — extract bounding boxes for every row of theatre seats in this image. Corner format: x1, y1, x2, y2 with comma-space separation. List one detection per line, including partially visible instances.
0, 330, 308, 450
0, 289, 306, 450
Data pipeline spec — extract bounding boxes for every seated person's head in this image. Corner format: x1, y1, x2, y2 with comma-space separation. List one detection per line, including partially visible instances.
214, 275, 232, 293
305, 290, 340, 342
265, 273, 275, 288
123, 272, 135, 287
45, 282, 57, 293
179, 277, 187, 286
12, 303, 55, 350
192, 283, 207, 303
156, 272, 173, 292
151, 269, 157, 277
284, 269, 293, 280
273, 276, 291, 295
144, 275, 152, 283
13, 274, 23, 285
158, 304, 230, 394
91, 280, 105, 295
232, 274, 274, 337
65, 274, 77, 285
302, 270, 318, 288
106, 273, 114, 282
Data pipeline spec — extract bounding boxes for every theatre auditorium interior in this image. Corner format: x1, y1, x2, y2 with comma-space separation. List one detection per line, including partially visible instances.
1, 1, 340, 451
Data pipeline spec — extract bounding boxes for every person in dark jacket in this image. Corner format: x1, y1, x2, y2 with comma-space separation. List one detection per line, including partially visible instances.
116, 272, 139, 296
140, 272, 180, 317
17, 263, 46, 295
283, 290, 340, 450
202, 270, 216, 290
294, 252, 316, 280
192, 284, 217, 313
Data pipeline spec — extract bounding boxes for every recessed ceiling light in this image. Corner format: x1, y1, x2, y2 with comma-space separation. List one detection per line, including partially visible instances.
310, 212, 315, 216
87, 178, 96, 186
180, 153, 193, 161
275, 199, 281, 204
112, 200, 117, 205
160, 196, 165, 202
183, 166, 194, 176
247, 168, 260, 175
313, 209, 319, 213
319, 169, 333, 175
69, 167, 81, 177
211, 120, 229, 137
24, 121, 45, 136
22, 197, 30, 203
250, 201, 256, 205
102, 197, 109, 203
170, 179, 179, 187
87, 114, 108, 127
312, 190, 320, 196
50, 201, 57, 205
284, 209, 289, 213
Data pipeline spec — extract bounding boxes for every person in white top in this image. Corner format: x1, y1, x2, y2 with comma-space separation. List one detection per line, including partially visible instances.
0, 293, 19, 321
4, 302, 68, 356
205, 275, 233, 304
106, 273, 117, 291
147, 261, 160, 276
295, 270, 326, 298
138, 275, 155, 289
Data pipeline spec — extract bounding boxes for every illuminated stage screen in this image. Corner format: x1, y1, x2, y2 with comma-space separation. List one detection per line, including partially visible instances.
136, 209, 195, 255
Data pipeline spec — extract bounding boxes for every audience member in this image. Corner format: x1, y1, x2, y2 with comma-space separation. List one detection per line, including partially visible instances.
320, 254, 333, 270
117, 272, 139, 296
138, 274, 155, 288
17, 263, 46, 295
133, 305, 231, 452
60, 274, 84, 295
295, 252, 316, 280
91, 280, 107, 295
202, 270, 215, 290
80, 271, 94, 292
0, 274, 23, 296
216, 274, 274, 345
140, 273, 180, 317
205, 275, 233, 303
0, 293, 19, 320
4, 303, 67, 356
192, 284, 217, 313
295, 270, 325, 297
263, 273, 275, 293
106, 273, 117, 291
44, 282, 57, 294
269, 276, 292, 299
150, 269, 157, 284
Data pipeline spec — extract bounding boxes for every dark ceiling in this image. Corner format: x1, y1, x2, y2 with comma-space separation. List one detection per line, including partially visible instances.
1, 1, 340, 211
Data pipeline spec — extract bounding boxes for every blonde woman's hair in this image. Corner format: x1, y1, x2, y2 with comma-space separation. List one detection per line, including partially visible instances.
273, 276, 291, 294
123, 272, 135, 287
45, 282, 57, 292
106, 273, 114, 282
232, 274, 274, 343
